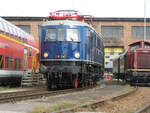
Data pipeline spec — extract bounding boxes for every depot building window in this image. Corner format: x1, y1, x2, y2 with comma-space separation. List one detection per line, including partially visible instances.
132, 26, 150, 38
101, 26, 123, 38
16, 25, 31, 34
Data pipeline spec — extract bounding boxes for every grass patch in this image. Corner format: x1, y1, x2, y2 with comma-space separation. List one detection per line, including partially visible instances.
28, 104, 56, 113
0, 87, 9, 91
52, 104, 59, 111
87, 104, 92, 111
57, 100, 77, 109
28, 100, 77, 113
79, 97, 89, 103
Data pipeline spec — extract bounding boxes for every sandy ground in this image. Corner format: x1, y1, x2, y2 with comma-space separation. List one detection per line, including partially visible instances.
94, 87, 150, 113
0, 80, 129, 113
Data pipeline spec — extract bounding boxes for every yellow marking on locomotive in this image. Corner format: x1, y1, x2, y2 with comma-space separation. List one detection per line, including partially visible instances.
104, 47, 124, 64
0, 33, 24, 46
127, 69, 150, 71
105, 48, 124, 53
105, 59, 110, 62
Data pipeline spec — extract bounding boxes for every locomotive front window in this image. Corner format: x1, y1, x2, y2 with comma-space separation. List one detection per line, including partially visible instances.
66, 29, 79, 41
45, 29, 56, 41
58, 29, 65, 41
130, 45, 140, 50
145, 44, 150, 49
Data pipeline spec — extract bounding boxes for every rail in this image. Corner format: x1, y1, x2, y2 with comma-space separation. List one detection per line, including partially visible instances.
134, 102, 150, 113
0, 86, 96, 104
52, 87, 138, 113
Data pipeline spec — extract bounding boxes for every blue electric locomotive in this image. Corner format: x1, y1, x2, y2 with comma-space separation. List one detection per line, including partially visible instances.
40, 10, 104, 89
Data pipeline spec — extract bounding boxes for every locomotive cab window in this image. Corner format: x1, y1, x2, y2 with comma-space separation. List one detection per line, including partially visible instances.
97, 37, 101, 49
130, 45, 140, 50
66, 29, 79, 41
145, 44, 150, 49
45, 29, 56, 41
58, 29, 65, 41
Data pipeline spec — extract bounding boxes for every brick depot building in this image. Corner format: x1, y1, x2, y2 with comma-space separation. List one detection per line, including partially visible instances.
3, 17, 150, 69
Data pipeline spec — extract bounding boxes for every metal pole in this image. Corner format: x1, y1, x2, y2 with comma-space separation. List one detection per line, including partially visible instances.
144, 0, 146, 41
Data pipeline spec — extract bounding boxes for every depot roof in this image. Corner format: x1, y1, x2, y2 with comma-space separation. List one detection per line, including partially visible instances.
2, 16, 150, 22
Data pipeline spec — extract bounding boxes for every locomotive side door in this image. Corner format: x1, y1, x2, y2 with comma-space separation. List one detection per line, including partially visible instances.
88, 29, 94, 62
24, 49, 28, 70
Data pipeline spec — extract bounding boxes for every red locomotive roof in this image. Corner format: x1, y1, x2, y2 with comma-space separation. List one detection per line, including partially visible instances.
128, 41, 150, 46
128, 41, 150, 50
47, 10, 84, 21
46, 10, 95, 27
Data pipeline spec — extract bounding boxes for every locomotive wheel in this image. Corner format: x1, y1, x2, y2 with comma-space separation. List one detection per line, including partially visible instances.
90, 81, 93, 86
57, 84, 62, 89
89, 81, 91, 86
130, 81, 135, 86
75, 78, 78, 88
82, 83, 84, 87
73, 77, 78, 88
85, 82, 88, 87
91, 81, 94, 86
47, 82, 52, 89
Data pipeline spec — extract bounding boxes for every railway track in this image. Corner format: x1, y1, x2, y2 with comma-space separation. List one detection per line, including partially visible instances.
135, 102, 150, 113
0, 89, 47, 103
0, 89, 47, 98
0, 86, 95, 104
52, 86, 138, 113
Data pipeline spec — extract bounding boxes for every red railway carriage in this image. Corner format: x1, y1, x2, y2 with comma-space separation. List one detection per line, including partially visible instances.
113, 41, 150, 85
0, 17, 39, 85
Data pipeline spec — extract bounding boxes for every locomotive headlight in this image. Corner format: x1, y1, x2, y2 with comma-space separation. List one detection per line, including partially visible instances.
62, 55, 66, 58
74, 52, 80, 58
59, 21, 64, 25
57, 55, 60, 58
44, 52, 48, 58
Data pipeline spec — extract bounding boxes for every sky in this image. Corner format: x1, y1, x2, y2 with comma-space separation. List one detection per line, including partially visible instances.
0, 0, 150, 18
